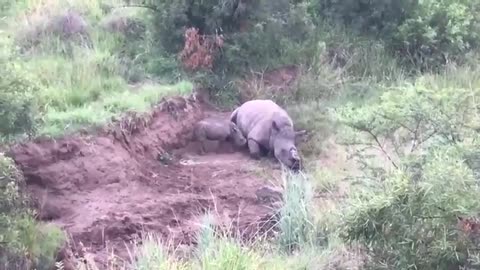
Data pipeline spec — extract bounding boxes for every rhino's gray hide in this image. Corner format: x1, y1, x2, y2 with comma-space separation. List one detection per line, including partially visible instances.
230, 99, 302, 170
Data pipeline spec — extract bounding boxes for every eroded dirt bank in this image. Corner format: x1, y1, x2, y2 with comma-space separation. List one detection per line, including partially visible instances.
6, 92, 282, 267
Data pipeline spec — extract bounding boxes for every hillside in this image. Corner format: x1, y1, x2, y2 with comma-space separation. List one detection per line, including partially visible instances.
1, 0, 480, 269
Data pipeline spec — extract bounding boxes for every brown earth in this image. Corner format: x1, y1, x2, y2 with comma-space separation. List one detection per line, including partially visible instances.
6, 92, 284, 268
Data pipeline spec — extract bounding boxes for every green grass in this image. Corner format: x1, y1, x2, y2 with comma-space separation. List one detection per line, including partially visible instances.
38, 81, 193, 137
0, 0, 192, 139
276, 172, 318, 252
128, 232, 189, 270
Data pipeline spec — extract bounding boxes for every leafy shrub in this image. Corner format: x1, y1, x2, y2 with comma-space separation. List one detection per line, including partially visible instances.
144, 0, 316, 100
341, 145, 480, 269
0, 62, 39, 139
214, 1, 316, 75
0, 154, 28, 220
310, 0, 414, 36
311, 0, 480, 68
147, 0, 266, 54
393, 0, 480, 68
0, 154, 65, 269
336, 73, 480, 268
336, 81, 480, 175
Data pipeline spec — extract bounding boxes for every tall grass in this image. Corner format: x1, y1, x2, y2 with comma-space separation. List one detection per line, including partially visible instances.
128, 233, 188, 270
276, 171, 319, 252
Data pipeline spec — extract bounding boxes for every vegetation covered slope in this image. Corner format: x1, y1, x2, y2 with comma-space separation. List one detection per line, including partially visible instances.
1, 0, 480, 269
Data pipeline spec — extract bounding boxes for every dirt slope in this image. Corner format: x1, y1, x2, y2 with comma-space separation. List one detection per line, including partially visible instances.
7, 93, 282, 267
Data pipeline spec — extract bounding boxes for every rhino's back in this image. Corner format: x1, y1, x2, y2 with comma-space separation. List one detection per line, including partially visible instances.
234, 99, 291, 140
196, 118, 230, 139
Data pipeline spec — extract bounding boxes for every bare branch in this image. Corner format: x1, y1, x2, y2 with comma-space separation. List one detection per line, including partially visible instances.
410, 118, 421, 153
376, 112, 415, 134
352, 123, 399, 169
366, 129, 399, 169
413, 128, 437, 151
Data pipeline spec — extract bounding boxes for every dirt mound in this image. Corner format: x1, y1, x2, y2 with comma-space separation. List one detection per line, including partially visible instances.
7, 94, 281, 267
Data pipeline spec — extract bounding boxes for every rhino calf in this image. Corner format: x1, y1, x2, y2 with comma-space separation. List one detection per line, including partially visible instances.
230, 99, 305, 171
193, 117, 247, 154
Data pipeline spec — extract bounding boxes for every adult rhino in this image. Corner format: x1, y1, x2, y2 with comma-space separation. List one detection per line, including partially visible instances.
230, 99, 305, 171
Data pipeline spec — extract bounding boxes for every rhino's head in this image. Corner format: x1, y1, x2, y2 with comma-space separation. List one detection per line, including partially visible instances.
270, 121, 302, 171
229, 122, 247, 147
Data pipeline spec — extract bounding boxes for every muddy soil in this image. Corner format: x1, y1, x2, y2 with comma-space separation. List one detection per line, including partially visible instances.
7, 93, 283, 267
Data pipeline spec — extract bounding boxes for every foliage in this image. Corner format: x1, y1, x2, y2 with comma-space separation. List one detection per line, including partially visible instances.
311, 0, 480, 68
336, 79, 480, 174
145, 0, 266, 54
141, 0, 317, 103
0, 154, 65, 270
336, 72, 480, 268
0, 154, 28, 222
341, 145, 480, 269
0, 62, 39, 139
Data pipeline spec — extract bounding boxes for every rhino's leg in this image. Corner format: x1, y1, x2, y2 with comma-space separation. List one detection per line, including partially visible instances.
265, 148, 274, 158
198, 140, 206, 155
247, 138, 262, 159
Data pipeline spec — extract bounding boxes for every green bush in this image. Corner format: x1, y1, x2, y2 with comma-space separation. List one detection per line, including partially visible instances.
336, 80, 480, 174
393, 0, 480, 68
145, 0, 316, 98
336, 70, 480, 268
341, 145, 480, 269
214, 2, 316, 75
0, 154, 65, 270
147, 0, 270, 54
0, 154, 28, 219
311, 0, 480, 68
0, 62, 39, 139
